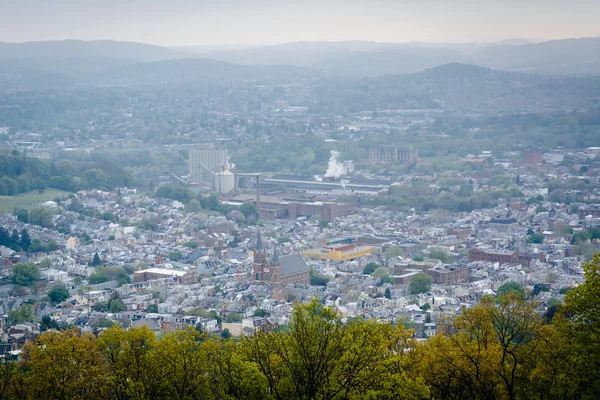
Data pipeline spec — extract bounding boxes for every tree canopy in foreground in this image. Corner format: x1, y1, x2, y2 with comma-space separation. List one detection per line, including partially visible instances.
0, 254, 599, 400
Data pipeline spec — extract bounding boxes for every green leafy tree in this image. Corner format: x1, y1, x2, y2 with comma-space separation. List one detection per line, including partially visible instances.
108, 299, 126, 313
220, 328, 232, 339
46, 240, 58, 252
385, 287, 392, 299
226, 312, 243, 323
527, 233, 545, 244
48, 285, 70, 303
409, 272, 432, 294
12, 262, 41, 286
424, 246, 454, 263
384, 246, 404, 260
496, 281, 525, 298
187, 198, 202, 212
240, 203, 258, 219
88, 273, 108, 285
19, 229, 31, 251
246, 299, 428, 399
40, 315, 59, 332
363, 262, 378, 275
146, 304, 158, 313
168, 250, 182, 261
253, 308, 267, 317
92, 253, 101, 266
28, 206, 54, 227
14, 208, 28, 223
7, 303, 35, 325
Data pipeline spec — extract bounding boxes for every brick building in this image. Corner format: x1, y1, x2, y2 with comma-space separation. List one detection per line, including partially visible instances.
468, 248, 519, 265
522, 150, 543, 165
254, 231, 310, 286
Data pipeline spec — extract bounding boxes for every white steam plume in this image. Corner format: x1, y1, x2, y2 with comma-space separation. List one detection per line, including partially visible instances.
324, 150, 347, 179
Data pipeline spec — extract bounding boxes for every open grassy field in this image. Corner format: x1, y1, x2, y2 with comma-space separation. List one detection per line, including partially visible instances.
0, 188, 71, 214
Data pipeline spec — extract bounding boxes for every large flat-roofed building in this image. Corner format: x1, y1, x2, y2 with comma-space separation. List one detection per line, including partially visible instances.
369, 145, 418, 165
522, 150, 543, 165
261, 174, 391, 196
134, 268, 197, 284
303, 244, 373, 261
227, 194, 356, 221
189, 148, 229, 185
468, 248, 519, 265
488, 217, 519, 232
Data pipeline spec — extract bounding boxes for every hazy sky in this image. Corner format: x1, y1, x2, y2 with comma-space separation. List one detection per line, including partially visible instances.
1, 0, 599, 46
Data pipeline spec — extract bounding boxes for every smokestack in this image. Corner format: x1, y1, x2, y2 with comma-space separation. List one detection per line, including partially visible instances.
256, 174, 260, 213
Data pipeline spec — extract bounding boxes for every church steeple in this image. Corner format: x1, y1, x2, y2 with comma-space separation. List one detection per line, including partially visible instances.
271, 245, 279, 264
256, 229, 263, 251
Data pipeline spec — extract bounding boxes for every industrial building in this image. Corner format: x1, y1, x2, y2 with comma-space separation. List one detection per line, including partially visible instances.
368, 145, 418, 165
260, 174, 392, 196
226, 194, 356, 221
522, 150, 543, 165
303, 244, 373, 261
134, 268, 198, 284
188, 147, 229, 186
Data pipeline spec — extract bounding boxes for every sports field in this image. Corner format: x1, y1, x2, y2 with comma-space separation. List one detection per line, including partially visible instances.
0, 188, 70, 214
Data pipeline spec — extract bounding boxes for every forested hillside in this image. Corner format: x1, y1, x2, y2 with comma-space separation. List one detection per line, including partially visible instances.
0, 151, 132, 196
0, 255, 599, 400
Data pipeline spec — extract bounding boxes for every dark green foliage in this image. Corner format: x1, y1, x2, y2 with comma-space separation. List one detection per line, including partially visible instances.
220, 328, 232, 339
12, 262, 40, 286
527, 233, 545, 244
19, 229, 31, 251
48, 285, 70, 303
240, 203, 258, 219
496, 281, 525, 298
409, 272, 432, 294
40, 315, 59, 332
424, 246, 454, 263
28, 206, 53, 227
253, 308, 267, 317
363, 262, 378, 275
108, 299, 126, 313
88, 273, 108, 285
156, 184, 193, 202
91, 253, 101, 266
146, 304, 158, 313
0, 227, 37, 252
309, 267, 329, 286
7, 303, 34, 325
14, 207, 28, 223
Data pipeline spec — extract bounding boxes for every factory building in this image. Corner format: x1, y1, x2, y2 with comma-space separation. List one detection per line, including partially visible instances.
303, 244, 373, 261
214, 170, 235, 193
369, 145, 418, 165
226, 194, 356, 221
189, 148, 229, 185
260, 175, 391, 196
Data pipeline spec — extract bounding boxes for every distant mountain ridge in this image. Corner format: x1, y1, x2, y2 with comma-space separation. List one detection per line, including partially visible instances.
1, 37, 600, 79
0, 39, 184, 62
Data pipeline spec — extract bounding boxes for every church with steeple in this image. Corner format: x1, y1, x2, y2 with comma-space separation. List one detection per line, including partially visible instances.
253, 230, 310, 286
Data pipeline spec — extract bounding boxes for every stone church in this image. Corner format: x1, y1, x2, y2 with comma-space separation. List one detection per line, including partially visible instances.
253, 231, 310, 286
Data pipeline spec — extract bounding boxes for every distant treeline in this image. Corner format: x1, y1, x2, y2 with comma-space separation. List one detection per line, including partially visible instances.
0, 255, 599, 400
0, 150, 133, 196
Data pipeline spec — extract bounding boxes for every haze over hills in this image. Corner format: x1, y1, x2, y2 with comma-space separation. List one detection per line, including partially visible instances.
0, 40, 183, 62
1, 37, 600, 78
